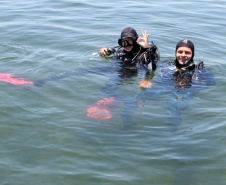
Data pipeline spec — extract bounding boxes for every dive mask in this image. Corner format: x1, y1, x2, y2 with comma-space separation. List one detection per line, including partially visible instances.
118, 37, 133, 47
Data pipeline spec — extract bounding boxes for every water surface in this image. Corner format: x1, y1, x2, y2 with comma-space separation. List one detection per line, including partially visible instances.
0, 0, 226, 184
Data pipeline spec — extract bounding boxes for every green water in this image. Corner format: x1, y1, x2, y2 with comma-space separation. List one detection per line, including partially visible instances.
0, 0, 226, 184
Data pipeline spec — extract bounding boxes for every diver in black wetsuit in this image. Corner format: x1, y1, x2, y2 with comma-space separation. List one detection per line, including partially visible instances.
137, 39, 215, 132
166, 39, 215, 132
86, 27, 160, 121
100, 27, 160, 70
35, 27, 159, 87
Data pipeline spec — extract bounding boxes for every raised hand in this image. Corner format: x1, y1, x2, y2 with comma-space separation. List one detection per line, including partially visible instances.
136, 29, 150, 48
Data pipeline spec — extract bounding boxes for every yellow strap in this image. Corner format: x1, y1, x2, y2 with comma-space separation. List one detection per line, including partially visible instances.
175, 66, 182, 71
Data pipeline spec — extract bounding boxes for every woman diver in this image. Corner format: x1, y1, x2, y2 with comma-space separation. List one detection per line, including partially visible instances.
100, 27, 160, 70
87, 27, 160, 120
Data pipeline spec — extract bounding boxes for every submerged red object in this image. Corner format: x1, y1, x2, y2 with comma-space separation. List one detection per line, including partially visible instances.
0, 73, 34, 86
87, 97, 115, 119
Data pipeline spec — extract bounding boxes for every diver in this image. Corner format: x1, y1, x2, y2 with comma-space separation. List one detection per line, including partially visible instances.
87, 27, 160, 121
100, 27, 160, 70
173, 39, 202, 70
34, 27, 159, 88
137, 39, 215, 132
166, 39, 215, 132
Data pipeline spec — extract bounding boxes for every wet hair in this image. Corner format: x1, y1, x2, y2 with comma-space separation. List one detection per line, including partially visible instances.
175, 39, 195, 60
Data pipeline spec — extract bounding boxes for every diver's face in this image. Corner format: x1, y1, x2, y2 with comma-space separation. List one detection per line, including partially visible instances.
124, 45, 133, 52
176, 47, 192, 65
122, 38, 133, 52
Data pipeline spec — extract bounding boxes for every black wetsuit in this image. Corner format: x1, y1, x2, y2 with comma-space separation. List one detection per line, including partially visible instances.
136, 60, 216, 132
33, 43, 159, 87
108, 42, 159, 71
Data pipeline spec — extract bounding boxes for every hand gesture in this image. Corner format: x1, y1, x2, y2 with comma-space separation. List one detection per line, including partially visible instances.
136, 29, 150, 48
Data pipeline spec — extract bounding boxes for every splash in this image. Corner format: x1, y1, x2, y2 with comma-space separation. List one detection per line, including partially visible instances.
87, 97, 115, 119
0, 73, 34, 86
